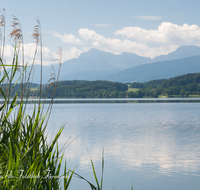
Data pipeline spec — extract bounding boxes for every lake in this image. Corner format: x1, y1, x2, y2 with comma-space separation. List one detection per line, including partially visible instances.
32, 99, 200, 189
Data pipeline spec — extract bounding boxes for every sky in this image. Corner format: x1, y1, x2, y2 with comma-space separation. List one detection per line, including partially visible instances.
1, 0, 200, 65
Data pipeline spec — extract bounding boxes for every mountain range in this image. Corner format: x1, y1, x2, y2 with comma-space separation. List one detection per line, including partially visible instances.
103, 55, 200, 82
10, 45, 200, 83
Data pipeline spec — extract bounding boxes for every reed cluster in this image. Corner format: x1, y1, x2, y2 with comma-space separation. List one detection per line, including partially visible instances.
0, 11, 133, 190
0, 11, 76, 189
0, 10, 108, 190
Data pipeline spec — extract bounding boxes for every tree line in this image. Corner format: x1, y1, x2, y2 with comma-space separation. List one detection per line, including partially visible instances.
2, 73, 200, 98
128, 73, 200, 97
2, 80, 127, 98
43, 80, 128, 98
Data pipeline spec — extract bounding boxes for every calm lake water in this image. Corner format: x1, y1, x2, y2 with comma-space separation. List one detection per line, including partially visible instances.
30, 99, 200, 189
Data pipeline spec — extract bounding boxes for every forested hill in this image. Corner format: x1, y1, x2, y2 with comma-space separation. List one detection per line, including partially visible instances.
44, 80, 128, 98
3, 73, 200, 98
129, 73, 200, 97
41, 72, 200, 98
1, 80, 128, 98
143, 73, 200, 88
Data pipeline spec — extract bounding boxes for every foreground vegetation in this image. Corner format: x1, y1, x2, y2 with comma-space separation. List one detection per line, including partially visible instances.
0, 12, 111, 190
0, 13, 74, 189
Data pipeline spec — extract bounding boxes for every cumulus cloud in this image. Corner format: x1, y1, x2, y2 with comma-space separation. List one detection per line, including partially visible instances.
60, 47, 88, 61
115, 22, 200, 45
54, 33, 82, 44
3, 43, 55, 66
135, 15, 162, 20
79, 28, 104, 41
78, 28, 178, 58
78, 28, 139, 49
49, 22, 200, 60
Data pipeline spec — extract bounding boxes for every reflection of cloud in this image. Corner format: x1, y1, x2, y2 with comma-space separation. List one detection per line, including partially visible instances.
44, 103, 200, 177
54, 126, 200, 176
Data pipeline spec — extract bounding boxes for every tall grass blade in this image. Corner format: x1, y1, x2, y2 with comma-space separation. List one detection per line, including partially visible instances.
90, 157, 100, 189
100, 148, 104, 190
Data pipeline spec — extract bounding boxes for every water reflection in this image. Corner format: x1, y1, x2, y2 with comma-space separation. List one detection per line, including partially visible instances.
27, 102, 200, 189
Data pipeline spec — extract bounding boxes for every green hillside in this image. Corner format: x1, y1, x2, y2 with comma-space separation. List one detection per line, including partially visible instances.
43, 80, 128, 98
3, 73, 200, 98
129, 73, 200, 97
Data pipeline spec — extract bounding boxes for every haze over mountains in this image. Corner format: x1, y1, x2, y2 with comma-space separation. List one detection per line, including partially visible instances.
151, 45, 200, 62
12, 45, 200, 84
103, 55, 200, 82
58, 48, 151, 81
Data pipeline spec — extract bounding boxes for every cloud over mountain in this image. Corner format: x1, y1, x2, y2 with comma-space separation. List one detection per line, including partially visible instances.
52, 22, 200, 61
6, 21, 199, 66
115, 22, 200, 45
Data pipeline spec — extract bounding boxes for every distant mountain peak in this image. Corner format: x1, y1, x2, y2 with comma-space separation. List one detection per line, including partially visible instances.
18, 45, 200, 83
170, 45, 200, 55
176, 45, 200, 50
79, 48, 113, 59
89, 48, 101, 52
152, 45, 200, 62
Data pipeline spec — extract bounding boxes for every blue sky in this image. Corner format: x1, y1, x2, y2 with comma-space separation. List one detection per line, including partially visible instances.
1, 0, 200, 65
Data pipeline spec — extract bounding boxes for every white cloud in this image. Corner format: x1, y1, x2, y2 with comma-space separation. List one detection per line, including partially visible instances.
3, 45, 14, 58
54, 33, 82, 44
78, 28, 137, 49
79, 28, 105, 42
2, 43, 89, 65
47, 22, 200, 60
94, 24, 112, 27
2, 43, 56, 66
60, 47, 88, 61
78, 28, 178, 58
135, 15, 162, 20
115, 22, 200, 46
